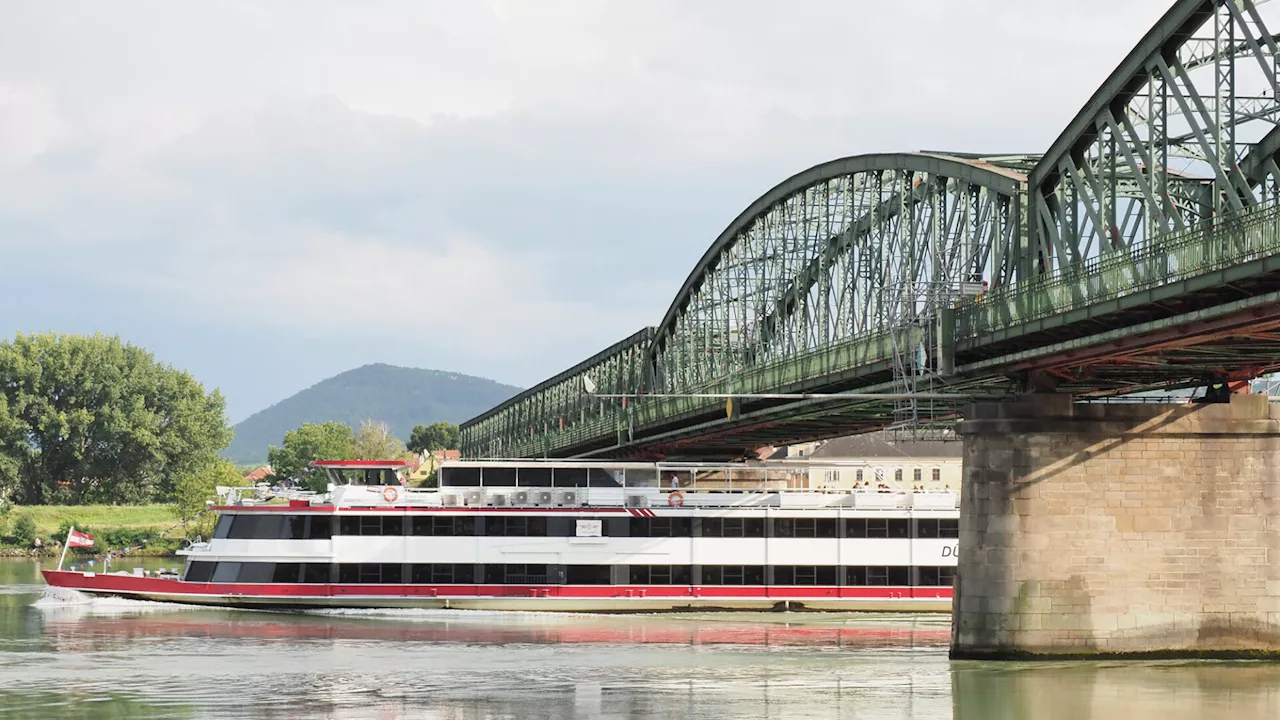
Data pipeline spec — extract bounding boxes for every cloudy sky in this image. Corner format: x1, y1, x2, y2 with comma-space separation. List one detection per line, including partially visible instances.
1, 0, 1175, 421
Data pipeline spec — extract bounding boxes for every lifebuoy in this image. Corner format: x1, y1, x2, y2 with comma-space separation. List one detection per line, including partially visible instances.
667, 490, 685, 507
383, 486, 399, 503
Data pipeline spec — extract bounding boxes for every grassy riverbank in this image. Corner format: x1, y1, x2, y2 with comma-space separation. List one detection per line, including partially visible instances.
0, 504, 184, 556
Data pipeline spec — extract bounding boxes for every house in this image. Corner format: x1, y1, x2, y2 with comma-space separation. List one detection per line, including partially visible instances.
243, 466, 273, 483
791, 433, 962, 491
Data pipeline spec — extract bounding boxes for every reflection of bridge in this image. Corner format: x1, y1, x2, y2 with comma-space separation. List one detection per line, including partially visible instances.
463, 0, 1280, 460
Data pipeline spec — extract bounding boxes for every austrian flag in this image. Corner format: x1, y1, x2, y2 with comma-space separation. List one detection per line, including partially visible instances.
67, 529, 94, 548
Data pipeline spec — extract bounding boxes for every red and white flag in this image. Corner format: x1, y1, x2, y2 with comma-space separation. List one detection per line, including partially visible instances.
67, 529, 94, 548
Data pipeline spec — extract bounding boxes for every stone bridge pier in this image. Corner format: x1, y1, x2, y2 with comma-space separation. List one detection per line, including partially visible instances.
952, 393, 1280, 659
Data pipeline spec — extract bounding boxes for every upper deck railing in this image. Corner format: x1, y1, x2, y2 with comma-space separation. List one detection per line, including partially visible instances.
214, 459, 959, 509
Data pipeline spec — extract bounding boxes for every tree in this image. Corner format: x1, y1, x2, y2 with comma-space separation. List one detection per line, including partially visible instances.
0, 332, 234, 505
11, 513, 36, 547
351, 419, 410, 461
172, 457, 244, 540
407, 422, 461, 455
266, 421, 353, 482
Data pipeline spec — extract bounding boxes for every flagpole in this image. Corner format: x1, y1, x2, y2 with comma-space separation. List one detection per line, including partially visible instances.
57, 526, 72, 571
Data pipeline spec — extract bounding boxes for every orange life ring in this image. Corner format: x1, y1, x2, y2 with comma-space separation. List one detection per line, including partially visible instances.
667, 490, 685, 507
383, 486, 399, 503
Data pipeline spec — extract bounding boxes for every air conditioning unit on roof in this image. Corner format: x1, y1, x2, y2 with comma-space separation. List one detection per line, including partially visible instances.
558, 490, 579, 506
441, 493, 460, 507
465, 490, 484, 506
513, 491, 531, 506
489, 493, 508, 507
536, 491, 555, 506
625, 495, 649, 508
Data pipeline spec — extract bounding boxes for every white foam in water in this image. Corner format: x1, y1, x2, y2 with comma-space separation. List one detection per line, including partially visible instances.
33, 586, 202, 616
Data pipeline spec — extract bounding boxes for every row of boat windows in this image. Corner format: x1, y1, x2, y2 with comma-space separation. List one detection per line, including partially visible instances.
213, 515, 959, 540
183, 561, 956, 587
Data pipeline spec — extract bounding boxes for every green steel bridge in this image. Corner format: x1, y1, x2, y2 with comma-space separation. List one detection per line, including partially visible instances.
463, 0, 1280, 460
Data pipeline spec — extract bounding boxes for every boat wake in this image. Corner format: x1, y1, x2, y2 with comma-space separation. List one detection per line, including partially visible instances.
32, 586, 200, 617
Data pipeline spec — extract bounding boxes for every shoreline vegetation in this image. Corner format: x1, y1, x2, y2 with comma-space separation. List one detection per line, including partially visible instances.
0, 504, 187, 558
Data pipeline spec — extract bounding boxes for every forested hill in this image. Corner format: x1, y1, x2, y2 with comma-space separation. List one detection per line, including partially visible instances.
225, 364, 520, 463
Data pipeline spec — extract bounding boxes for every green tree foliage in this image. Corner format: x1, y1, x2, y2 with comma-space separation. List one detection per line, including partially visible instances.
407, 421, 461, 455
172, 457, 244, 540
266, 421, 354, 482
351, 419, 410, 461
0, 333, 234, 505
11, 513, 36, 546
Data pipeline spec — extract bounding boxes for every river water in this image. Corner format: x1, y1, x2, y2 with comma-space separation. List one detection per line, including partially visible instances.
3, 559, 1279, 719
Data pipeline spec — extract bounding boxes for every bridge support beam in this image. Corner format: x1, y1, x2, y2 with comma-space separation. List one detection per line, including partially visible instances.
952, 393, 1280, 659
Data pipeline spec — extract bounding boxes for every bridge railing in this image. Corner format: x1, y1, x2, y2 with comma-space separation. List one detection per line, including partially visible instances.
957, 199, 1280, 339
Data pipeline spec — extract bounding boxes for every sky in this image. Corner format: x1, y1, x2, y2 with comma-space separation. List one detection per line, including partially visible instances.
0, 0, 1177, 422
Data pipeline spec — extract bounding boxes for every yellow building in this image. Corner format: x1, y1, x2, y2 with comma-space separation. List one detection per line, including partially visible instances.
787, 434, 962, 492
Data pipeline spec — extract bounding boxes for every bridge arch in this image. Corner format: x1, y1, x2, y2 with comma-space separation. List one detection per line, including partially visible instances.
1030, 0, 1280, 276
648, 152, 1028, 393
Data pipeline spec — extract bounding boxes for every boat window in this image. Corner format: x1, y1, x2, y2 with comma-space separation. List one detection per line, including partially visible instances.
211, 562, 241, 583
699, 518, 765, 538
628, 517, 691, 537
627, 565, 691, 585
184, 561, 216, 582
915, 519, 958, 539
337, 563, 403, 584
309, 516, 333, 540
918, 566, 956, 587
845, 518, 908, 538
212, 515, 233, 540
564, 565, 612, 585
237, 563, 274, 583
284, 516, 307, 540
272, 564, 301, 583
410, 515, 477, 536
772, 566, 838, 586
440, 467, 481, 487
482, 467, 517, 487
660, 470, 694, 490
484, 564, 547, 584
336, 515, 407, 536
587, 468, 623, 488
624, 468, 658, 488
552, 468, 587, 487
485, 516, 548, 537
516, 467, 552, 487
700, 565, 765, 585
771, 518, 837, 538
410, 563, 476, 584
302, 564, 330, 583
845, 566, 910, 586
226, 515, 286, 540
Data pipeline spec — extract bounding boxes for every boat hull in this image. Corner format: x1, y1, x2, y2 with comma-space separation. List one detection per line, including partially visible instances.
42, 570, 952, 613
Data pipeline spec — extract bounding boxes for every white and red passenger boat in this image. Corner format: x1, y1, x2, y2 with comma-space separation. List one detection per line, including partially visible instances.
44, 459, 959, 612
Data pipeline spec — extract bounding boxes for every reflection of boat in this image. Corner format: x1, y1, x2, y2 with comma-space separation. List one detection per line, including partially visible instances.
35, 609, 950, 648
45, 459, 958, 612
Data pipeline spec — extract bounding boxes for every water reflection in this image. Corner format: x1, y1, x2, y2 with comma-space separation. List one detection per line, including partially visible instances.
953, 661, 1280, 720
3, 559, 1280, 719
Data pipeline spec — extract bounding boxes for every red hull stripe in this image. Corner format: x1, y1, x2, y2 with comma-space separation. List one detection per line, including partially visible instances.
43, 570, 952, 601
213, 505, 632, 514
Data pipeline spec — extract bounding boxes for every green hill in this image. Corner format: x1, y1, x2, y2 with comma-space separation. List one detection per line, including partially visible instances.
225, 364, 520, 464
